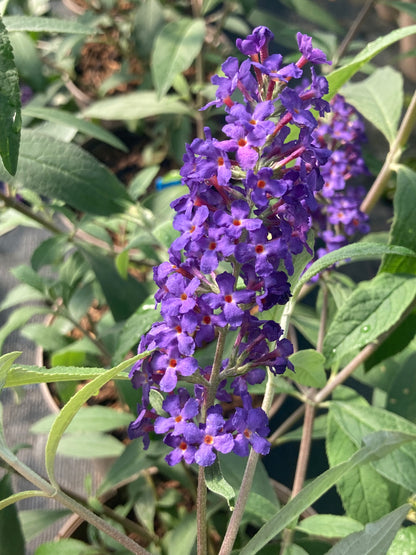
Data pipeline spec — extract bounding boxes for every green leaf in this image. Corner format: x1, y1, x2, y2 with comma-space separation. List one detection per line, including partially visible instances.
296, 514, 364, 539
3, 16, 93, 34
323, 273, 416, 366
278, 414, 328, 444
239, 430, 416, 555
4, 364, 112, 387
83, 91, 194, 121
364, 310, 416, 372
128, 165, 159, 198
8, 31, 44, 91
382, 1, 416, 19
133, 0, 164, 57
326, 504, 410, 555
113, 296, 161, 361
287, 349, 326, 388
0, 305, 50, 353
0, 474, 25, 555
22, 106, 128, 152
79, 246, 149, 322
202, 0, 222, 15
289, 0, 342, 33
0, 16, 21, 175
98, 441, 153, 495
293, 243, 416, 299
152, 220, 180, 249
19, 509, 70, 542
387, 525, 416, 555
11, 263, 48, 292
0, 488, 50, 511
0, 130, 133, 216
386, 352, 416, 422
115, 249, 129, 280
219, 453, 280, 511
31, 236, 68, 271
166, 512, 196, 555
55, 433, 125, 459
380, 166, 416, 275
330, 401, 416, 491
130, 475, 156, 532
327, 25, 416, 99
35, 538, 102, 555
342, 67, 403, 146
21, 323, 71, 352
204, 458, 235, 509
291, 304, 320, 347
31, 406, 133, 434
326, 411, 392, 523
0, 351, 21, 390
44, 351, 153, 487
151, 18, 205, 99
0, 283, 45, 311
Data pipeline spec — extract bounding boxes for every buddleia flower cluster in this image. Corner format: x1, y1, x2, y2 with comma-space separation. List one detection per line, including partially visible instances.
310, 93, 370, 261
129, 27, 332, 467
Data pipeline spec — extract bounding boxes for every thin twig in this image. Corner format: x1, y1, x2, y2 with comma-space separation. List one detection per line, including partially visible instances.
361, 87, 416, 214
332, 0, 376, 67
0, 191, 65, 235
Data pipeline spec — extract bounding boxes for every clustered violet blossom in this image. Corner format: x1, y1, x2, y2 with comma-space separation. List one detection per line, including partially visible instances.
129, 27, 332, 467
311, 94, 370, 260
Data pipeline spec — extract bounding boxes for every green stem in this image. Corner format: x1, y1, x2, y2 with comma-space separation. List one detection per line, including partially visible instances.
0, 191, 64, 235
361, 86, 416, 214
198, 327, 229, 554
218, 297, 296, 555
197, 465, 208, 555
0, 449, 151, 555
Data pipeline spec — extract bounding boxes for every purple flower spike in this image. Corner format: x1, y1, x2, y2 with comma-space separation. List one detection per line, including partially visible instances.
129, 24, 338, 468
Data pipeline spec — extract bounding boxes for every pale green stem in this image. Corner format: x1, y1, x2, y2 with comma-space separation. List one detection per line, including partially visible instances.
0, 191, 64, 235
219, 296, 297, 555
197, 465, 208, 555
198, 327, 229, 555
0, 449, 151, 555
361, 86, 416, 214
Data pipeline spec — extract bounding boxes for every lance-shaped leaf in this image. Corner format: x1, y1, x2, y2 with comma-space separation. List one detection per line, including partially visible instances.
327, 24, 416, 99
330, 401, 416, 492
342, 66, 403, 146
22, 106, 128, 152
323, 273, 416, 366
380, 166, 416, 275
239, 431, 416, 555
0, 130, 133, 216
44, 351, 153, 488
151, 18, 206, 99
83, 91, 194, 121
0, 16, 21, 175
326, 504, 410, 555
292, 243, 416, 300
2, 15, 94, 34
